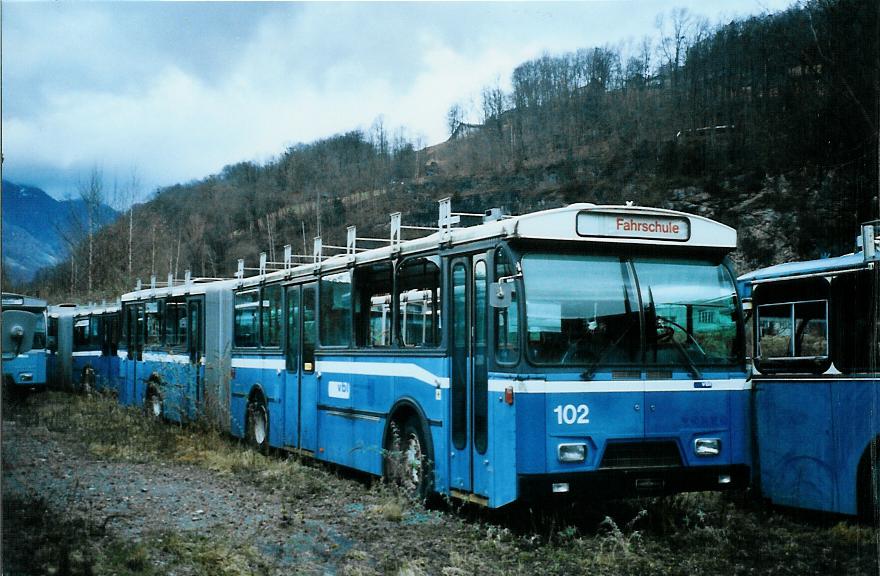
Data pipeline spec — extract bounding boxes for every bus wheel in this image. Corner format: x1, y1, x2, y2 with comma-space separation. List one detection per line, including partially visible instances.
81, 366, 95, 394
145, 389, 162, 420
246, 400, 269, 454
384, 416, 433, 501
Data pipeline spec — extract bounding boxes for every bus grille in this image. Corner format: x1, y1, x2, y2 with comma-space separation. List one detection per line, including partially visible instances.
599, 442, 682, 469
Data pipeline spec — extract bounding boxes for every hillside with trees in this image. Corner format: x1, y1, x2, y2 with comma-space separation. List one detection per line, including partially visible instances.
25, 0, 878, 302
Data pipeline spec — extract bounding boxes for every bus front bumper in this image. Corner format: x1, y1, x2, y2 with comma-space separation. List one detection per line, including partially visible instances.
518, 465, 750, 501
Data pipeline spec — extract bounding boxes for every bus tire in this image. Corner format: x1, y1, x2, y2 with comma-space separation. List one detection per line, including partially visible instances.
857, 440, 880, 522
145, 388, 162, 420
81, 366, 95, 394
384, 415, 433, 501
246, 399, 269, 455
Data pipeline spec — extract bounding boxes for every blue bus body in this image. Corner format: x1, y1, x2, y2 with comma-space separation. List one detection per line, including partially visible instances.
2, 293, 48, 392
117, 203, 750, 507
739, 231, 880, 516
118, 287, 216, 423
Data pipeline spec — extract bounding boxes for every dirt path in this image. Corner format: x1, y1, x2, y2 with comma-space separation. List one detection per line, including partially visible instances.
3, 392, 880, 576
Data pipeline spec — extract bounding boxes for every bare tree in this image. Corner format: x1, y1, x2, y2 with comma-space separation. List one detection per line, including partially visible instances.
447, 103, 464, 137
78, 166, 104, 296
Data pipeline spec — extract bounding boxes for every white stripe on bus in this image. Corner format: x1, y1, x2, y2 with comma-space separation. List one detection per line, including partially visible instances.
316, 361, 450, 389
487, 379, 751, 394
231, 357, 286, 370
72, 350, 102, 357
142, 352, 191, 364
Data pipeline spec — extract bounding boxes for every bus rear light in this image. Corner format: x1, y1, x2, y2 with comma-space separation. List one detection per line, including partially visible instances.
694, 438, 721, 457
504, 386, 514, 405
558, 443, 586, 463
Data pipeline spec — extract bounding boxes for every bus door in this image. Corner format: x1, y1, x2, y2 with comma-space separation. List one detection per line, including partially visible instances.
284, 284, 319, 452
283, 285, 302, 447
449, 255, 490, 496
122, 303, 144, 406
99, 313, 119, 393
187, 298, 204, 417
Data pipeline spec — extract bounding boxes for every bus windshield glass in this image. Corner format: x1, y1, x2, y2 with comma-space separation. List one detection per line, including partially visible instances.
522, 254, 641, 367
633, 258, 739, 369
522, 254, 740, 369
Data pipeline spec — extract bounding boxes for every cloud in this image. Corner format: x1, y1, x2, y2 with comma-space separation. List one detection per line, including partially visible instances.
2, 1, 796, 201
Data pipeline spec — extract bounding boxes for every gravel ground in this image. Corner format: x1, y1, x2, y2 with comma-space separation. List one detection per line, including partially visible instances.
3, 391, 880, 576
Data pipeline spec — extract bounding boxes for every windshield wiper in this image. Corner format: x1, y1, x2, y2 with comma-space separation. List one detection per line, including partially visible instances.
656, 315, 703, 380
646, 286, 703, 380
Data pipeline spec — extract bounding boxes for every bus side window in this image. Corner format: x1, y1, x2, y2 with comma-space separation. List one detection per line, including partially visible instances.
261, 284, 283, 348
47, 316, 58, 352
33, 313, 47, 350
320, 272, 352, 347
145, 301, 163, 348
833, 270, 878, 374
234, 289, 260, 348
73, 317, 90, 351
396, 257, 441, 347
303, 285, 317, 372
353, 262, 393, 348
756, 300, 828, 360
164, 299, 187, 348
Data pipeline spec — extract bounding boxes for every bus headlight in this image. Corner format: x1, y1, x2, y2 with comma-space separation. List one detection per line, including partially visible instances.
694, 438, 721, 457
19, 373, 33, 382
557, 443, 587, 463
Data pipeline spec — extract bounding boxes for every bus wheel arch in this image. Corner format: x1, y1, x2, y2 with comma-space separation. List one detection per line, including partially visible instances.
383, 399, 434, 500
246, 386, 269, 454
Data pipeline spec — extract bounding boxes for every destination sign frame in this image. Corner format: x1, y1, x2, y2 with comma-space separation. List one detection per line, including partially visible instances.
576, 211, 691, 242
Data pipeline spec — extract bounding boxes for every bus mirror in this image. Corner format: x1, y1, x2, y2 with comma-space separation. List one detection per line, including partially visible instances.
490, 282, 514, 308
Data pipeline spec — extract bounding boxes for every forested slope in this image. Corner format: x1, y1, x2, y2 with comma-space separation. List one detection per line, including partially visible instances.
29, 0, 878, 302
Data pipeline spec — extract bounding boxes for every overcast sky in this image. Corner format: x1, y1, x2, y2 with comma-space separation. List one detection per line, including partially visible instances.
3, 1, 796, 203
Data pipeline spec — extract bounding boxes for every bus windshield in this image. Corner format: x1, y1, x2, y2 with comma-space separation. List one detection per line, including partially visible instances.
633, 258, 740, 370
522, 254, 740, 370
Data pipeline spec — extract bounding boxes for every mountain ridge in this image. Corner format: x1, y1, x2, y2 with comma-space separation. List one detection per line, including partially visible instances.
2, 180, 119, 283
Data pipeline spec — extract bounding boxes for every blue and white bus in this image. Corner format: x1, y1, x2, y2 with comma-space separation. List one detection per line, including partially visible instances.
738, 222, 880, 517
118, 201, 750, 507
118, 275, 226, 421
71, 304, 121, 394
2, 292, 49, 393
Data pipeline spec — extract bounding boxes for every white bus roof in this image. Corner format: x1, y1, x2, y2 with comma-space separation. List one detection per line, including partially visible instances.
122, 203, 736, 299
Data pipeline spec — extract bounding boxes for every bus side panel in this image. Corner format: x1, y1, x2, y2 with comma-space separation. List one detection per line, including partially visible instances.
832, 380, 880, 515
488, 383, 517, 507
260, 357, 285, 448
229, 360, 260, 439
314, 355, 448, 479
160, 356, 192, 423
756, 379, 836, 512
516, 393, 546, 475
317, 354, 381, 474
204, 289, 233, 433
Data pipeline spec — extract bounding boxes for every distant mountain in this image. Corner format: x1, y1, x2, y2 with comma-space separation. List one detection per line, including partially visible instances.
2, 180, 119, 282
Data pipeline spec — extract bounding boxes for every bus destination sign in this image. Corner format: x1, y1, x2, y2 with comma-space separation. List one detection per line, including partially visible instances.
576, 211, 690, 241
